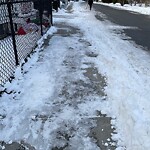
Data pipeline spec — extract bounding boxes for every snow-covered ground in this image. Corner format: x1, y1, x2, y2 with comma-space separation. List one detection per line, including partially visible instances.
96, 1, 150, 15
1, 1, 150, 150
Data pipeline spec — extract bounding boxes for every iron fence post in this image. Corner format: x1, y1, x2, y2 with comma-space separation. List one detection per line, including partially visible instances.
50, 0, 53, 25
7, 0, 19, 66
39, 0, 43, 36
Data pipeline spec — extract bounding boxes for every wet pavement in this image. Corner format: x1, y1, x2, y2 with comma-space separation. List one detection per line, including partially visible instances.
0, 141, 35, 150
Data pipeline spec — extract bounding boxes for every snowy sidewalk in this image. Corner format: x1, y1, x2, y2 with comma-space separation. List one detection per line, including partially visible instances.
0, 4, 115, 150
1, 2, 150, 150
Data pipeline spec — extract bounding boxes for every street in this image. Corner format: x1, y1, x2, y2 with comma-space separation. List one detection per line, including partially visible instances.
93, 3, 150, 51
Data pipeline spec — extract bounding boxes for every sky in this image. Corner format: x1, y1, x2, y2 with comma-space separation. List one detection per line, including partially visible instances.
0, 1, 150, 150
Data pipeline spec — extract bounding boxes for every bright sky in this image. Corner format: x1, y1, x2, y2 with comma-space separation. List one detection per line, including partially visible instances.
1, 2, 150, 150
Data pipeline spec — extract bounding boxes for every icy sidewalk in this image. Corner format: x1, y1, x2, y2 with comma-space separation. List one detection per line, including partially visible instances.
0, 7, 116, 150
1, 2, 150, 150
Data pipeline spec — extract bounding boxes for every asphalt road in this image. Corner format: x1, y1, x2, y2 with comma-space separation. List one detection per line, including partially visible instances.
93, 4, 150, 51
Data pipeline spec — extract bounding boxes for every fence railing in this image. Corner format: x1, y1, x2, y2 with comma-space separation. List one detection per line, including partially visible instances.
0, 0, 52, 87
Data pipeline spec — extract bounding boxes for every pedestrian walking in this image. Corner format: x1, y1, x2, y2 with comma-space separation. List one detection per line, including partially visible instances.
53, 0, 59, 12
88, 0, 93, 10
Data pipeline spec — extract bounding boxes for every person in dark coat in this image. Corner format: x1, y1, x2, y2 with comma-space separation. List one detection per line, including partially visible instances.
53, 0, 59, 12
88, 0, 93, 10
34, 0, 51, 16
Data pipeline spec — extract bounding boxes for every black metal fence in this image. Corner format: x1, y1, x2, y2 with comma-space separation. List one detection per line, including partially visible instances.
0, 0, 52, 87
